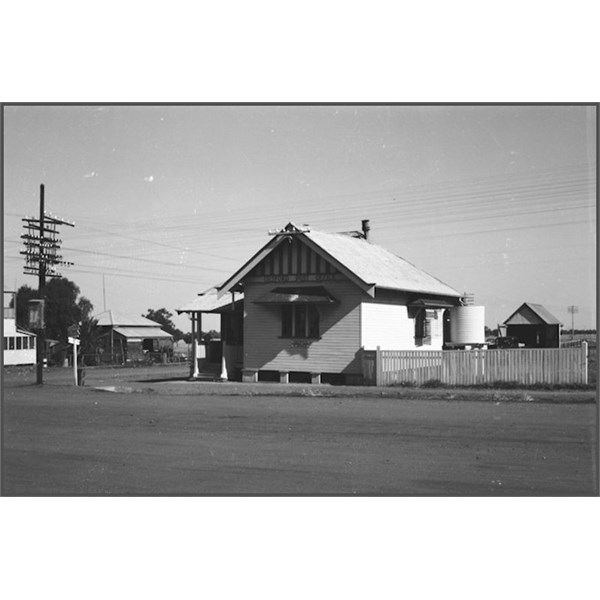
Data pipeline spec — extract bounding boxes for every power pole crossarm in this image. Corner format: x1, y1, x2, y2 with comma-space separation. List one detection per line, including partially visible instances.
20, 184, 76, 385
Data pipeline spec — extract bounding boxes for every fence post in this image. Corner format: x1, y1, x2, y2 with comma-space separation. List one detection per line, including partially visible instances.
581, 341, 588, 384
376, 346, 382, 387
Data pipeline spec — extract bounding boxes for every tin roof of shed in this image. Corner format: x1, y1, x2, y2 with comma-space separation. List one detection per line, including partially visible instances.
503, 302, 562, 326
113, 326, 173, 339
94, 309, 163, 328
218, 224, 461, 298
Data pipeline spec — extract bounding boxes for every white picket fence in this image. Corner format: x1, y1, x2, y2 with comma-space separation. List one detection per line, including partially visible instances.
361, 343, 589, 386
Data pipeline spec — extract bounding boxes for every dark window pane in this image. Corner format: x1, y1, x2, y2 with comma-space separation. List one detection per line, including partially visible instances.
307, 305, 320, 338
9, 337, 15, 350
16, 337, 22, 350
295, 305, 307, 338
281, 305, 293, 337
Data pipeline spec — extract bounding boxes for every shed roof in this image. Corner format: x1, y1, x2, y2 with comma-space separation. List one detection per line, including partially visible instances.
113, 326, 173, 339
503, 302, 562, 326
218, 223, 461, 298
94, 309, 163, 328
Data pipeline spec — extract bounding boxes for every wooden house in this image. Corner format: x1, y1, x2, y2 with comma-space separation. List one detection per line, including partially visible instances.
503, 302, 561, 348
180, 221, 462, 384
3, 292, 37, 366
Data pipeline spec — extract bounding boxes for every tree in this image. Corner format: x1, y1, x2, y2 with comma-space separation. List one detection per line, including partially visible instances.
484, 326, 499, 338
44, 278, 94, 341
143, 308, 185, 341
202, 329, 220, 343
13, 285, 38, 328
78, 316, 101, 366
15, 278, 93, 341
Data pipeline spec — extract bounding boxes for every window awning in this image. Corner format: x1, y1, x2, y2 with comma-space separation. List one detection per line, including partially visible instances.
408, 298, 456, 309
254, 286, 338, 304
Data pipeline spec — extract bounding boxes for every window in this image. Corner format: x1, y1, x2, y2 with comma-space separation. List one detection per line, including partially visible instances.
415, 309, 435, 346
3, 337, 7, 350
23, 337, 29, 350
9, 337, 15, 350
281, 304, 320, 338
16, 337, 22, 350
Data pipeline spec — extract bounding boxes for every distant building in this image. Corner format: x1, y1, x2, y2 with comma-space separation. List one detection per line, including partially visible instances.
179, 221, 462, 384
503, 302, 561, 348
93, 309, 174, 364
3, 291, 37, 366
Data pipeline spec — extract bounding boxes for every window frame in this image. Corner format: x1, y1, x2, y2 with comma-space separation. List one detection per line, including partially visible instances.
281, 304, 320, 339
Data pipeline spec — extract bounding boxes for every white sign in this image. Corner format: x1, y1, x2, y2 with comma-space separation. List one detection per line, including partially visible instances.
68, 337, 80, 345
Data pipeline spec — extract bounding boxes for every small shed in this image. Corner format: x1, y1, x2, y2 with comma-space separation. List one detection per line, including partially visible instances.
503, 302, 561, 348
93, 309, 174, 364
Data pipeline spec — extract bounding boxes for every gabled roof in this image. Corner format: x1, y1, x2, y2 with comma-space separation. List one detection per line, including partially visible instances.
503, 302, 562, 326
218, 224, 460, 298
94, 309, 163, 328
305, 230, 460, 297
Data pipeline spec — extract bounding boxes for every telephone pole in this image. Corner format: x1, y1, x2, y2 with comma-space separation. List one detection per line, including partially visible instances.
21, 184, 74, 384
567, 305, 578, 340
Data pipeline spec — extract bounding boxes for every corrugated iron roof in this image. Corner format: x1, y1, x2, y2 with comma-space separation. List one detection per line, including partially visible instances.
94, 309, 163, 327
176, 287, 244, 313
112, 326, 173, 339
503, 302, 562, 326
218, 227, 461, 298
304, 230, 461, 297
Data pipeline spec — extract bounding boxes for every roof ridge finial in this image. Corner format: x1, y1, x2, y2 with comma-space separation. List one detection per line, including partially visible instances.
268, 222, 310, 236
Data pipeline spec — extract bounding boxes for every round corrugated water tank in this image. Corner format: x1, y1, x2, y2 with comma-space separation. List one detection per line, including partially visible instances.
449, 306, 485, 345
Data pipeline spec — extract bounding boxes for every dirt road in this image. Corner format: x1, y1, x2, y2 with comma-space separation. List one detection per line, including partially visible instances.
3, 369, 597, 495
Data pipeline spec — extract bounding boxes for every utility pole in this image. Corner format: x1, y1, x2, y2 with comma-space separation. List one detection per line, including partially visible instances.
21, 184, 75, 384
567, 305, 578, 340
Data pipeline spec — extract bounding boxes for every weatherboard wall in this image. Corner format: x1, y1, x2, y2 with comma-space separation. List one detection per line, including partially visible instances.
360, 304, 444, 350
242, 278, 366, 374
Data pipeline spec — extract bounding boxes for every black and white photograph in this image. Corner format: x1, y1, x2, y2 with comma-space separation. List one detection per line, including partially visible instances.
1, 4, 599, 598
2, 103, 596, 496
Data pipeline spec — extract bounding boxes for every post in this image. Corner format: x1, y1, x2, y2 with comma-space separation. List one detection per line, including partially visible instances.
220, 340, 228, 381
73, 339, 78, 385
190, 313, 199, 378
36, 184, 46, 385
376, 346, 382, 386
581, 341, 588, 385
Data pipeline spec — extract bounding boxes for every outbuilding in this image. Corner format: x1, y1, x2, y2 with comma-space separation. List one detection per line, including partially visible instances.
93, 309, 174, 364
502, 302, 561, 348
181, 221, 462, 385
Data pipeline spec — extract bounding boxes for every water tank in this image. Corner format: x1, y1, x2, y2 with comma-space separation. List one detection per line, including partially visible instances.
449, 306, 485, 345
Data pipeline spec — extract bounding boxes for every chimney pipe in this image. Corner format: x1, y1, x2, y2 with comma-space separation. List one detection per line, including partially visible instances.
361, 219, 370, 240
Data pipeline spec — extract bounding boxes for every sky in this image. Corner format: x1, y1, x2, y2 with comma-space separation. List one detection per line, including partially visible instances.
3, 104, 597, 332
